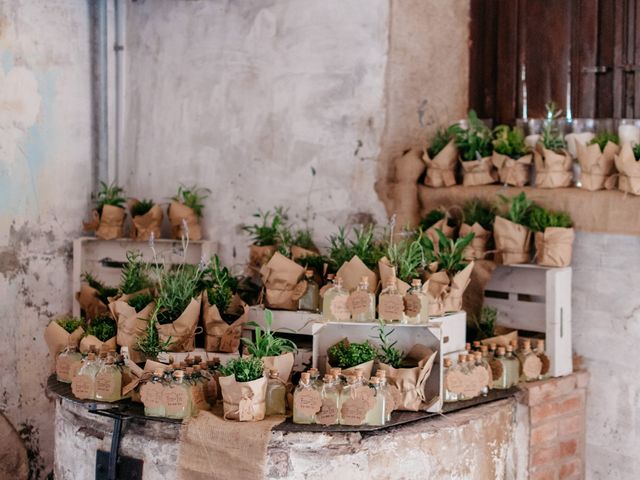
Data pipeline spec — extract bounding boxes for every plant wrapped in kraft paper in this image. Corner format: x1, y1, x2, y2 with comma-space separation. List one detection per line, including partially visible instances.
529, 205, 574, 267
260, 251, 307, 310
218, 357, 267, 421
575, 132, 619, 191
168, 185, 210, 240
76, 272, 117, 321
44, 316, 85, 359
493, 192, 534, 264
129, 198, 163, 241
383, 232, 432, 294
491, 125, 532, 186
422, 128, 458, 187
450, 110, 497, 186
614, 143, 640, 195
242, 309, 297, 382
242, 207, 288, 282
459, 198, 496, 260
80, 314, 117, 353
83, 181, 127, 240
534, 102, 573, 188
326, 339, 377, 379
420, 208, 458, 253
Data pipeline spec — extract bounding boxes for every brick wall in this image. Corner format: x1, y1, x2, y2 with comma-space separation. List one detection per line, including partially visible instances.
518, 371, 590, 480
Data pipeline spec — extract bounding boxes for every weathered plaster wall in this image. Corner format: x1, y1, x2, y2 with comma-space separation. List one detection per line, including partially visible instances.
0, 1, 92, 476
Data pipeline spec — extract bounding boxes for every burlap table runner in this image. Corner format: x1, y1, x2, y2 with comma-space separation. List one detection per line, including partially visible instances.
177, 411, 285, 480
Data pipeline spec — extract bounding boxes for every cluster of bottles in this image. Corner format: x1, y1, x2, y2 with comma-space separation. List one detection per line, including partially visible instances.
291, 367, 393, 426
443, 339, 548, 403
319, 274, 430, 324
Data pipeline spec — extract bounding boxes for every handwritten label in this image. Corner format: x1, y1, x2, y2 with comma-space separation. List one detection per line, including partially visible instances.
95, 373, 117, 398
340, 398, 368, 425
239, 397, 255, 421
489, 359, 503, 382
460, 372, 481, 399
353, 385, 376, 410
56, 356, 71, 382
522, 355, 543, 380
140, 382, 164, 409
293, 389, 322, 417
316, 398, 339, 425
379, 294, 404, 321
403, 294, 421, 318
445, 370, 466, 394
330, 295, 350, 321
163, 387, 189, 416
347, 290, 371, 316
69, 360, 83, 380
71, 375, 94, 400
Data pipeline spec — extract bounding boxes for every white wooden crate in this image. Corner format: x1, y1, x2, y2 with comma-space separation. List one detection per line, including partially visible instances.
72, 237, 215, 316
484, 264, 572, 377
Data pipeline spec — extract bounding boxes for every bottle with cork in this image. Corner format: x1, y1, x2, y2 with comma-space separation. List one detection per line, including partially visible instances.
492, 347, 509, 390
72, 352, 100, 400
443, 358, 458, 403
316, 374, 341, 425
94, 354, 122, 402
56, 343, 83, 384
365, 377, 386, 426
504, 345, 520, 388
293, 371, 319, 424
403, 278, 429, 324
379, 277, 404, 324
350, 276, 376, 323
298, 269, 320, 312
141, 369, 166, 417
322, 276, 350, 322
265, 369, 287, 416
164, 369, 192, 420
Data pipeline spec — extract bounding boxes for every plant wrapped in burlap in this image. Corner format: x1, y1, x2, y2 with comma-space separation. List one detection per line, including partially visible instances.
377, 345, 438, 411
459, 222, 490, 260
535, 227, 575, 267
83, 205, 126, 240
424, 262, 474, 313
260, 252, 306, 310
493, 216, 531, 264
109, 292, 156, 363
576, 141, 619, 191
460, 156, 498, 186
168, 201, 202, 240
130, 202, 163, 241
202, 292, 248, 353
422, 141, 458, 187
614, 143, 640, 195
157, 295, 202, 352
44, 319, 84, 359
219, 375, 268, 422
534, 146, 573, 188
336, 256, 378, 293
491, 152, 532, 186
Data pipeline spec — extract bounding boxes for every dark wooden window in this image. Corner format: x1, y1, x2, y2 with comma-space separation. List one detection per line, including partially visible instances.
470, 0, 640, 124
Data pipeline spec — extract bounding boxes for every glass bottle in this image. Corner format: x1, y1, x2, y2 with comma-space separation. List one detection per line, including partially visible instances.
322, 276, 350, 322
505, 345, 520, 387
350, 277, 376, 323
142, 369, 166, 417
319, 274, 335, 314
299, 270, 320, 312
379, 280, 404, 324
339, 375, 366, 426
56, 344, 83, 383
293, 372, 318, 424
443, 358, 458, 403
480, 345, 494, 387
317, 374, 341, 425
474, 351, 490, 396
94, 355, 122, 402
365, 377, 386, 426
266, 369, 287, 416
403, 279, 428, 324
535, 340, 550, 380
489, 343, 497, 358
472, 341, 481, 352
73, 352, 100, 400
492, 347, 509, 390
308, 367, 322, 388
374, 370, 393, 422
330, 367, 344, 394
165, 370, 192, 420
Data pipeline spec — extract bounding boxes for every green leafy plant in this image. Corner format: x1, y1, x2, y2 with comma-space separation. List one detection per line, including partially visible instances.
204, 255, 238, 315
492, 125, 528, 158
633, 144, 640, 161
242, 309, 297, 358
119, 250, 153, 295
57, 316, 84, 333
95, 181, 126, 215
375, 321, 405, 368
83, 272, 118, 304
427, 128, 453, 158
540, 101, 566, 152
462, 198, 496, 230
130, 199, 155, 217
155, 264, 204, 325
528, 205, 573, 232
218, 357, 265, 382
588, 131, 619, 150
327, 225, 386, 272
419, 209, 445, 230
498, 192, 534, 226
136, 308, 173, 359
449, 110, 493, 161
474, 305, 497, 340
426, 229, 475, 274
291, 229, 315, 250
243, 207, 287, 246
295, 254, 328, 274
86, 314, 116, 342
128, 293, 153, 312
173, 185, 210, 218
386, 236, 429, 283
327, 339, 377, 369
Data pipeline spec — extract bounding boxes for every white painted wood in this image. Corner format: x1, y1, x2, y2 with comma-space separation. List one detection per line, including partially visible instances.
432, 312, 467, 355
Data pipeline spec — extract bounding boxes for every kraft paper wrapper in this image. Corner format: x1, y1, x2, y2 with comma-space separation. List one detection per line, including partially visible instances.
535, 227, 575, 267
426, 218, 455, 254
395, 148, 426, 182
325, 359, 374, 380
460, 156, 499, 186
576, 141, 619, 191
290, 245, 318, 261
262, 352, 295, 383
260, 252, 305, 310
131, 203, 163, 241
202, 291, 248, 353
377, 345, 437, 411
443, 262, 474, 313
246, 244, 277, 280
480, 327, 518, 348
75, 284, 109, 321
422, 262, 474, 314
96, 205, 125, 240
423, 141, 458, 187
460, 222, 490, 260
378, 257, 410, 294
168, 201, 202, 240
423, 275, 445, 316
493, 216, 532, 265
44, 322, 84, 358
219, 375, 267, 421
614, 143, 640, 195
111, 293, 155, 363
462, 259, 497, 327
335, 256, 377, 293
157, 295, 202, 352
534, 147, 573, 188
491, 152, 532, 187
79, 335, 117, 354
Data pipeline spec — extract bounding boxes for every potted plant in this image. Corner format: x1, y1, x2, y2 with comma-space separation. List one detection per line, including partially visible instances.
129, 198, 163, 240
614, 143, 640, 195
80, 314, 117, 353
419, 208, 457, 249
44, 315, 85, 358
218, 357, 267, 421
328, 225, 384, 292
381, 235, 430, 294
326, 338, 377, 379
83, 182, 127, 240
491, 125, 532, 186
422, 128, 458, 187
449, 111, 496, 186
76, 272, 117, 320
243, 208, 287, 280
459, 198, 496, 260
168, 185, 210, 240
534, 102, 572, 188
575, 132, 619, 191
493, 192, 534, 264
529, 205, 574, 267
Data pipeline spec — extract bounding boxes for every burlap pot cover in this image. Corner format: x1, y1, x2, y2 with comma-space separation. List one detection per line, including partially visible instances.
493, 216, 532, 264
576, 141, 619, 191
111, 295, 155, 363
423, 141, 458, 187
157, 296, 202, 352
335, 256, 377, 293
491, 152, 532, 187
44, 322, 84, 358
534, 147, 573, 188
219, 375, 267, 422
202, 292, 248, 353
376, 345, 438, 411
614, 143, 640, 195
459, 222, 490, 260
131, 204, 164, 241
460, 156, 499, 186
168, 201, 202, 240
260, 252, 305, 310
262, 352, 295, 383
96, 205, 126, 240
79, 335, 117, 354
535, 227, 575, 267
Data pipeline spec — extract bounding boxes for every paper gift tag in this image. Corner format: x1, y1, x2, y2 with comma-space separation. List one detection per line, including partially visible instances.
294, 389, 322, 417
341, 398, 369, 425
56, 356, 72, 382
71, 375, 94, 400
140, 382, 164, 409
239, 397, 255, 421
95, 372, 117, 398
316, 398, 339, 425
539, 353, 550, 376
445, 369, 466, 394
353, 385, 376, 410
163, 387, 189, 416
403, 294, 421, 318
489, 359, 503, 383
522, 355, 543, 379
348, 290, 370, 316
379, 294, 404, 320
330, 295, 350, 321
460, 373, 481, 399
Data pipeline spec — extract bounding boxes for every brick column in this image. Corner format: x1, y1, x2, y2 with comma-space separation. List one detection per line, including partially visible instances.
517, 371, 590, 480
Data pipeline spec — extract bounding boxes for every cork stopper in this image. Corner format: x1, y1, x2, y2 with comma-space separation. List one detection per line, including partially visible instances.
465, 343, 471, 351
185, 367, 194, 375
199, 362, 208, 370
537, 339, 545, 350
354, 368, 364, 379
153, 369, 164, 377
522, 340, 531, 350
300, 372, 311, 383
308, 367, 318, 375
193, 365, 201, 372
269, 369, 279, 379
474, 352, 482, 360
510, 340, 518, 348
444, 358, 452, 367
411, 278, 421, 287
334, 276, 343, 286
480, 345, 488, 353
506, 345, 514, 353
305, 269, 314, 278
458, 354, 466, 363
174, 370, 184, 378
497, 346, 506, 355
370, 377, 380, 385
473, 341, 481, 349
326, 274, 335, 280
361, 276, 369, 284
330, 368, 342, 377
375, 370, 386, 379
104, 356, 115, 365
489, 343, 497, 351
346, 375, 357, 384
323, 374, 334, 383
